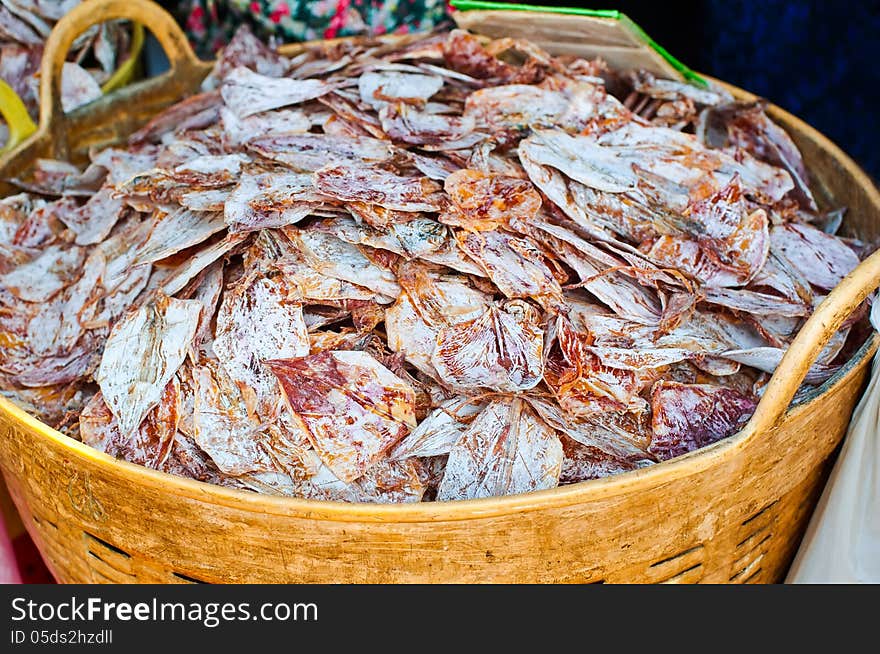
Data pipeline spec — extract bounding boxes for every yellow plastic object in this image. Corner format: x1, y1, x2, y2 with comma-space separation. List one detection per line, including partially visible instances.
101, 22, 145, 93
0, 79, 38, 155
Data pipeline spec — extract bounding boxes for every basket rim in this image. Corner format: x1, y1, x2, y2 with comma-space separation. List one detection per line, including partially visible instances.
2, 71, 879, 523
2, 336, 875, 523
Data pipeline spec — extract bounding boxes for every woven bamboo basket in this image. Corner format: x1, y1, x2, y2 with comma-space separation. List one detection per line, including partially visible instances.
1, 0, 879, 584
0, 22, 145, 156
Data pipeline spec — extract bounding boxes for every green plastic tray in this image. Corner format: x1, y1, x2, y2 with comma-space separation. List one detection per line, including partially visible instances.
450, 0, 708, 87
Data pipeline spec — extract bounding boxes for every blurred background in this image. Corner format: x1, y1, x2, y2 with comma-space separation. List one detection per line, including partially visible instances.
609, 1, 880, 181
158, 0, 880, 179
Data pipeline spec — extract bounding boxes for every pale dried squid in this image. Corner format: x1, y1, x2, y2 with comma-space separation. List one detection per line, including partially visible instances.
0, 27, 870, 502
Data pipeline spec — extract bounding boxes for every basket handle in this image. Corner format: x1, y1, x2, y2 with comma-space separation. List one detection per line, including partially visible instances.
744, 247, 880, 436
38, 0, 204, 154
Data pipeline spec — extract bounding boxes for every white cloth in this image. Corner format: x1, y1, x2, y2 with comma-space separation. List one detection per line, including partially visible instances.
787, 301, 880, 583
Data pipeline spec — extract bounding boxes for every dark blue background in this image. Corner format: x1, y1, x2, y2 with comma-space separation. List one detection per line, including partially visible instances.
589, 1, 879, 180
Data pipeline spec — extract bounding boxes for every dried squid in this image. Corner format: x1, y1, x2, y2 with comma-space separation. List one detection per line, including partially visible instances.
0, 26, 870, 503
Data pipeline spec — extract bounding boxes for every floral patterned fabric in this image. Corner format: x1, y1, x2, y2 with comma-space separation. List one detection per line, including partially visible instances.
171, 0, 453, 57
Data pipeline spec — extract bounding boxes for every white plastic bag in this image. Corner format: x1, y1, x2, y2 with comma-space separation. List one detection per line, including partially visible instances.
786, 301, 880, 583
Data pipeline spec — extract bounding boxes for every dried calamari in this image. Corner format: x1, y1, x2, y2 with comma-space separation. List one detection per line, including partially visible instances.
95, 293, 200, 436
0, 27, 868, 502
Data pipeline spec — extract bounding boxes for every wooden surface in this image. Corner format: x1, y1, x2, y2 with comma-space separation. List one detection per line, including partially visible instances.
0, 0, 878, 583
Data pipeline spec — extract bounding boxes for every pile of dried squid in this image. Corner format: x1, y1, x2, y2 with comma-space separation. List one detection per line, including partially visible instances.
0, 27, 869, 502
